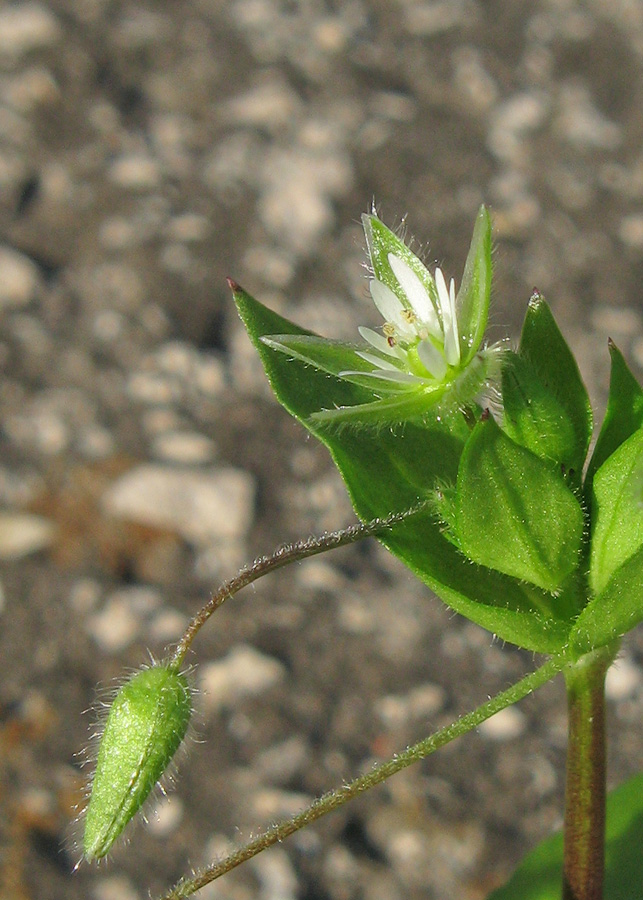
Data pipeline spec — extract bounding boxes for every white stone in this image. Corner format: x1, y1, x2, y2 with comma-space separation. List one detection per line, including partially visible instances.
109, 154, 161, 189
478, 706, 526, 741
199, 644, 286, 714
0, 513, 55, 560
86, 596, 140, 653
0, 4, 60, 59
151, 430, 216, 464
0, 246, 41, 307
249, 848, 298, 900
148, 608, 187, 644
606, 656, 641, 700
92, 874, 140, 900
102, 464, 254, 546
619, 214, 643, 250
148, 795, 184, 837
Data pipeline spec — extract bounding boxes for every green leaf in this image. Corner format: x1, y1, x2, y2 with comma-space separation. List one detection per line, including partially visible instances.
234, 284, 572, 653
486, 771, 643, 900
261, 335, 377, 380
585, 340, 643, 492
589, 426, 643, 598
456, 204, 492, 365
572, 543, 643, 653
501, 351, 578, 466
519, 293, 592, 479
455, 418, 584, 594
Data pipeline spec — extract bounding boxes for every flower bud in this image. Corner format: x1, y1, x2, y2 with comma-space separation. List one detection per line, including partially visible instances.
83, 663, 192, 861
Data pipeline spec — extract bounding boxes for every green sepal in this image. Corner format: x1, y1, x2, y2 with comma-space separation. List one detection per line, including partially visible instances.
518, 293, 592, 480
501, 351, 577, 466
455, 417, 584, 594
83, 664, 192, 861
362, 214, 441, 316
486, 771, 643, 900
585, 340, 643, 493
234, 284, 572, 652
455, 204, 492, 365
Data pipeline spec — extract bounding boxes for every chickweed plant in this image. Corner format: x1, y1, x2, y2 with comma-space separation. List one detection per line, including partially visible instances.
79, 207, 643, 900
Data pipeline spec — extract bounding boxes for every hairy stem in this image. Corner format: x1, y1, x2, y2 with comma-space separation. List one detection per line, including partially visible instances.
169, 506, 425, 668
562, 644, 617, 900
158, 654, 567, 900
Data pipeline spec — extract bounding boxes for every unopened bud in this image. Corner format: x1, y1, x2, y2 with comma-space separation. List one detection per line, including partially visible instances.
83, 663, 192, 861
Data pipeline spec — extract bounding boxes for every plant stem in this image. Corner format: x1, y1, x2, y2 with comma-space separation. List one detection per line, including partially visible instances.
562, 644, 617, 900
158, 654, 567, 900
169, 505, 426, 668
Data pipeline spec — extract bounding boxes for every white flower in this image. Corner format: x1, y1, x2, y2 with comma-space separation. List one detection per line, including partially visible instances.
260, 206, 498, 426
345, 254, 461, 389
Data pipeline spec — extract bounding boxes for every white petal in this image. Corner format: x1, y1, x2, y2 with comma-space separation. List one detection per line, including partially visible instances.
417, 340, 448, 381
356, 350, 404, 371
388, 254, 441, 337
369, 279, 414, 335
358, 326, 405, 359
435, 269, 460, 366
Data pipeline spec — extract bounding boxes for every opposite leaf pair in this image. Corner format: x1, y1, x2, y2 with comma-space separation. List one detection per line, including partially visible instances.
233, 206, 643, 658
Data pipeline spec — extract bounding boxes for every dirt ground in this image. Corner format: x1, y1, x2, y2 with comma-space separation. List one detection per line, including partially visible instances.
1, 2, 643, 899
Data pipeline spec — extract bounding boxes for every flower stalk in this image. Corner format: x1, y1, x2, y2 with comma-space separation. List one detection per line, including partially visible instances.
157, 655, 567, 900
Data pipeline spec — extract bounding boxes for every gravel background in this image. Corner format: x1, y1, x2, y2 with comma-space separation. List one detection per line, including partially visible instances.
1, 2, 643, 899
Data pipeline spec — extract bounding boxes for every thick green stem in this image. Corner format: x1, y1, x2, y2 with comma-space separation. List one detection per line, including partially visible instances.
562, 645, 616, 900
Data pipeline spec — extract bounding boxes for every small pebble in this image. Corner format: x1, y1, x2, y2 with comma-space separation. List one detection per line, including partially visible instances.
0, 513, 55, 560
249, 848, 299, 900
109, 154, 162, 190
148, 608, 187, 644
478, 706, 526, 741
0, 246, 41, 308
605, 656, 641, 701
92, 875, 140, 900
199, 644, 286, 714
619, 214, 643, 250
0, 4, 61, 59
102, 464, 255, 547
148, 795, 184, 838
85, 588, 161, 653
590, 305, 641, 336
151, 431, 216, 465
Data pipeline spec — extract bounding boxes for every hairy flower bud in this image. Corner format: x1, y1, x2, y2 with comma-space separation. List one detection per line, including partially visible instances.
83, 663, 192, 861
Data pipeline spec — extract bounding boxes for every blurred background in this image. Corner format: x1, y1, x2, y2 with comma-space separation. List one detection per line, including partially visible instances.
0, 1, 643, 898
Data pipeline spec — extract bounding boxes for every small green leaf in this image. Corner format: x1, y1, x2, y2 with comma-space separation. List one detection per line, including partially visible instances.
589, 426, 643, 598
501, 351, 578, 466
455, 418, 585, 594
486, 771, 643, 900
572, 543, 643, 653
585, 340, 643, 492
456, 204, 492, 365
519, 293, 592, 478
83, 664, 192, 861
